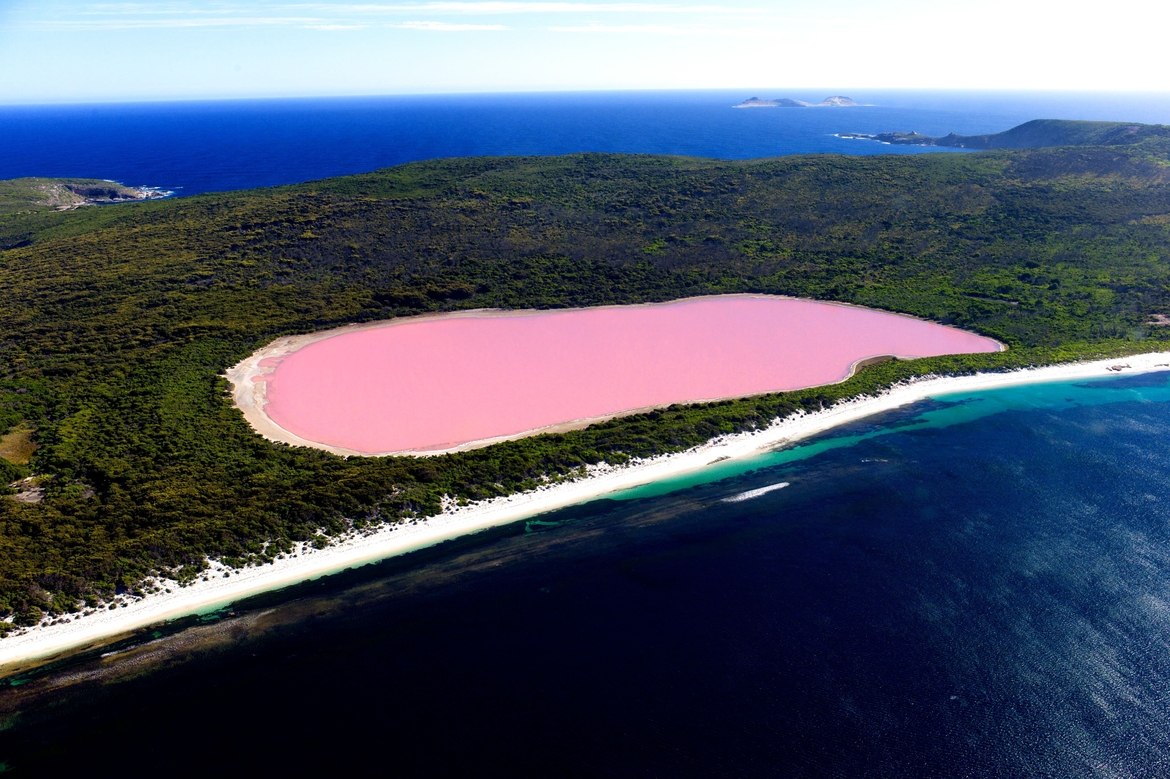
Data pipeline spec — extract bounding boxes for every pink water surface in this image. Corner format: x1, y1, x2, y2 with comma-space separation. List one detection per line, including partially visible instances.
261, 296, 1001, 454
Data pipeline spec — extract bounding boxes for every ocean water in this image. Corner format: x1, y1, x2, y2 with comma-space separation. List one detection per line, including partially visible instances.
2, 90, 1170, 196
5, 91, 1170, 775
4, 372, 1170, 776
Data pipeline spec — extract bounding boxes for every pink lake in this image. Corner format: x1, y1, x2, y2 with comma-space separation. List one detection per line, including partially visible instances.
259, 296, 1001, 454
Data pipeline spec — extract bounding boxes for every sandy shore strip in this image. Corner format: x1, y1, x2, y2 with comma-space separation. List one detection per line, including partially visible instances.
3, 351, 1168, 669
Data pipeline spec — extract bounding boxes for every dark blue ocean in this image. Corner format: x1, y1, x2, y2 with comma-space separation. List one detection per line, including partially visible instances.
4, 91, 1170, 776
3, 90, 1170, 196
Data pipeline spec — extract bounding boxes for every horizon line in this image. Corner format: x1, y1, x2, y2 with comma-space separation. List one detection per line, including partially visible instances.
5, 85, 1170, 108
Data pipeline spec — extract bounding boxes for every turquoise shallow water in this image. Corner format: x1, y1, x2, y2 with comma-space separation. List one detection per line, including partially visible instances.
616, 370, 1170, 500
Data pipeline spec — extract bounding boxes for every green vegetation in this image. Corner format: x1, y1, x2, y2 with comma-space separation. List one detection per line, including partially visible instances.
946, 119, 1170, 149
850, 119, 1170, 150
2, 133, 1170, 626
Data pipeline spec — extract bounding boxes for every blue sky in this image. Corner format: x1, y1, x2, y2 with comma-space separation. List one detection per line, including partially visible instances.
2, 1, 1168, 103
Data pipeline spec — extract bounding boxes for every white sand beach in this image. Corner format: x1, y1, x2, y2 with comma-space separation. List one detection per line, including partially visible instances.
2, 351, 1167, 669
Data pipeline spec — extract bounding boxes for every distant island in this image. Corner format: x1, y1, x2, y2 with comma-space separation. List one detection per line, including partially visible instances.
838, 118, 1170, 149
734, 95, 859, 108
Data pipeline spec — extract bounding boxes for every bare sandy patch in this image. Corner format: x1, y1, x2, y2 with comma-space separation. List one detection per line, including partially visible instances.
0, 422, 35, 465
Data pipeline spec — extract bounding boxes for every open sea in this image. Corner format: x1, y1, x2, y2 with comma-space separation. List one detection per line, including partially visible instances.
3, 90, 1170, 196
4, 91, 1170, 776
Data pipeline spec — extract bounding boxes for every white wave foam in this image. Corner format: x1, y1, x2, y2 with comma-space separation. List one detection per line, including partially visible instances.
722, 481, 790, 503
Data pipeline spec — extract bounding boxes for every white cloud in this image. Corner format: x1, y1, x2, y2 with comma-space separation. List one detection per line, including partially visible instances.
38, 16, 327, 30
388, 20, 508, 30
551, 23, 701, 34
41, 1, 765, 30
293, 3, 758, 15
549, 20, 781, 38
26, 1, 768, 34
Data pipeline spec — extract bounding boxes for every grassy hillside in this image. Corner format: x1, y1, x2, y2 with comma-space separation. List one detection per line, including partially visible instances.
2, 140, 1170, 627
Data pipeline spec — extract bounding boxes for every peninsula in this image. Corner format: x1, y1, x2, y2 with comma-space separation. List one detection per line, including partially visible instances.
0, 177, 171, 213
838, 118, 1170, 149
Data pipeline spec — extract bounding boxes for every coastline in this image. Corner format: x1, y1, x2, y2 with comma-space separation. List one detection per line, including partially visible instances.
3, 350, 1167, 671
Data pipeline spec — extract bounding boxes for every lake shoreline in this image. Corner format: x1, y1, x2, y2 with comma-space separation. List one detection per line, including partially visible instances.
225, 294, 1003, 456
